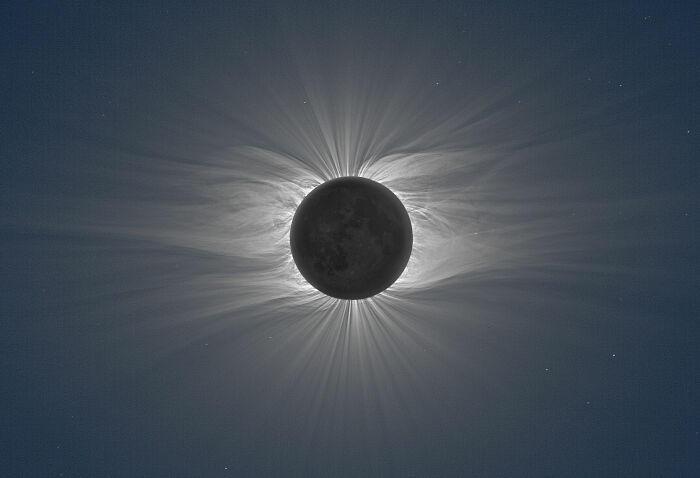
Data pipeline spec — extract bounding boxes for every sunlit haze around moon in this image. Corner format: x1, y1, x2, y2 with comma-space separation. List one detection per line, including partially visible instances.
2, 2, 698, 476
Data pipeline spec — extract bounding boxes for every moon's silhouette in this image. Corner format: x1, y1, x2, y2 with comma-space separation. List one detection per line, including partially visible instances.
290, 177, 413, 299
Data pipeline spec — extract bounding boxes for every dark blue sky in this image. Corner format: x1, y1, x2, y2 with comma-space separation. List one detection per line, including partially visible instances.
2, 1, 698, 476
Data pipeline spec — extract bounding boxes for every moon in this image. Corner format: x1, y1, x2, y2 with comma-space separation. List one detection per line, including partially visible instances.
290, 176, 413, 299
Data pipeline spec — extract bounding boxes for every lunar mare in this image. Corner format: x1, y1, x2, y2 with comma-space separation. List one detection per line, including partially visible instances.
290, 177, 413, 299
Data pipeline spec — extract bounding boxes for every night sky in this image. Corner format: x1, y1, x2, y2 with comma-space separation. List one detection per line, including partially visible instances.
2, 1, 699, 476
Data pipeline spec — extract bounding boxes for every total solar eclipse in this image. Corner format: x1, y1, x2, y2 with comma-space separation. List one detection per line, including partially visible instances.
290, 176, 413, 299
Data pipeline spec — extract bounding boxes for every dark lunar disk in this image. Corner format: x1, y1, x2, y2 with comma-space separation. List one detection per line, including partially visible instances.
290, 176, 413, 300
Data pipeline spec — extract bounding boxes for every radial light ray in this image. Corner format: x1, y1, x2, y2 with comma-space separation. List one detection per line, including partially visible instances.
22, 15, 675, 465
68, 45, 653, 352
